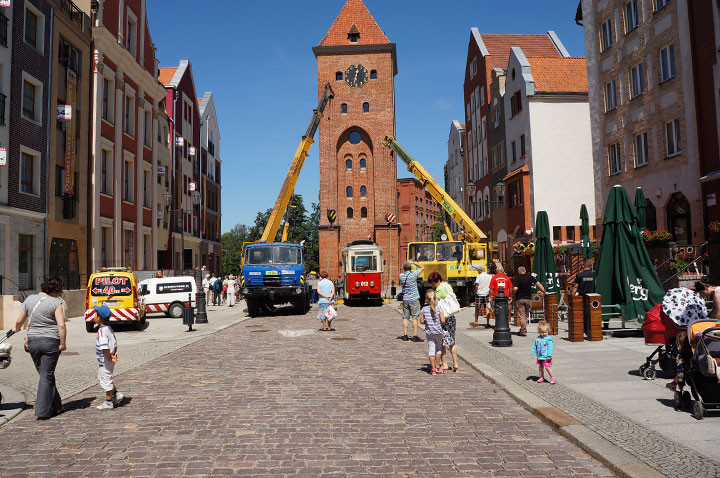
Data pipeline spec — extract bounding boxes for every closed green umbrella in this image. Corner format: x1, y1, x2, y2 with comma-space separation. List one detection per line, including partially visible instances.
634, 187, 647, 232
580, 204, 591, 259
532, 211, 560, 295
595, 185, 665, 320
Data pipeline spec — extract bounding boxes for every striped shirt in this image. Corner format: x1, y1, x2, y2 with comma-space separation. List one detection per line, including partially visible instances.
421, 305, 443, 335
399, 270, 421, 302
96, 325, 117, 366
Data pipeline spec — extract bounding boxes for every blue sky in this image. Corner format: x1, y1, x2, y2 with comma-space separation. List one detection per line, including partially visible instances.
146, 1, 586, 233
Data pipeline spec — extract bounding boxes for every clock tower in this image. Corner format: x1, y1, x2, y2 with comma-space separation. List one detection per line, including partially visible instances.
313, 0, 400, 292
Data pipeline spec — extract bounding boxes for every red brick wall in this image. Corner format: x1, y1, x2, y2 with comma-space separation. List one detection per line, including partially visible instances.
316, 47, 399, 288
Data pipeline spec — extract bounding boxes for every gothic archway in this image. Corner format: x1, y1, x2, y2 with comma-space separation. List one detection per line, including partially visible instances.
666, 192, 691, 244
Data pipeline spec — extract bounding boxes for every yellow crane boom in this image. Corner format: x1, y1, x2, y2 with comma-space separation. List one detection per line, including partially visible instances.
443, 221, 454, 241
382, 135, 486, 243
260, 83, 334, 243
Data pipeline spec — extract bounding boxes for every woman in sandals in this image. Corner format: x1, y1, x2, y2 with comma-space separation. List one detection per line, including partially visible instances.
429, 272, 459, 372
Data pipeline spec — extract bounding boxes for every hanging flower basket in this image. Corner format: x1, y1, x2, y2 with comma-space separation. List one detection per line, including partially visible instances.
641, 230, 672, 247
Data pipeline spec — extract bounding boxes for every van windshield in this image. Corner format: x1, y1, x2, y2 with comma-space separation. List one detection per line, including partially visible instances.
245, 246, 301, 265
91, 276, 132, 296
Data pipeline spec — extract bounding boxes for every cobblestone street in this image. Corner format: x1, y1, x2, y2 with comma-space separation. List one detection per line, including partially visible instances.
0, 304, 610, 477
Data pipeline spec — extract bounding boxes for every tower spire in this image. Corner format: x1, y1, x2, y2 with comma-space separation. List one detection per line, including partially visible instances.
318, 0, 391, 46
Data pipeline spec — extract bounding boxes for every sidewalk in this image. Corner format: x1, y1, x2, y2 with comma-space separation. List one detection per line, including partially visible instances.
454, 306, 720, 477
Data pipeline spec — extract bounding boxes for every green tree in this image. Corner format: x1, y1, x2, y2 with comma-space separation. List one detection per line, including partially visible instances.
221, 223, 250, 276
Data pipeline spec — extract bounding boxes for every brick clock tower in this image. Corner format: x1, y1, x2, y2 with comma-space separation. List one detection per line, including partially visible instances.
313, 0, 400, 292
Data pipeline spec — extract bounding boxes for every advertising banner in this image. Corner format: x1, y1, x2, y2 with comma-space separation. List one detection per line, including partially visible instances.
0, 148, 6, 166
63, 70, 77, 195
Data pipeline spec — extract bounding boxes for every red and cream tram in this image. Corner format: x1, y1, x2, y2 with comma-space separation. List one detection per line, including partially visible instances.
341, 240, 383, 304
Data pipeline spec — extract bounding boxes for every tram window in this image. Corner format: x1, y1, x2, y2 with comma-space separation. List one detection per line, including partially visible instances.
352, 255, 377, 272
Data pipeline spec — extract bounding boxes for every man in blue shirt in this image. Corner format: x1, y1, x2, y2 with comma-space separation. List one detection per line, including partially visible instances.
399, 261, 424, 342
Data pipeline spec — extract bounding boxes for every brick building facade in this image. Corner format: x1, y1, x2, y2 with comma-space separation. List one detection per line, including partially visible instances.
198, 92, 221, 273
397, 178, 441, 265
313, 0, 399, 290
1, 0, 53, 294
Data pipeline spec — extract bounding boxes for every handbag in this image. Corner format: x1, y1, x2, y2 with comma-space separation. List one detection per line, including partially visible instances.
397, 274, 409, 301
439, 291, 461, 317
325, 304, 337, 322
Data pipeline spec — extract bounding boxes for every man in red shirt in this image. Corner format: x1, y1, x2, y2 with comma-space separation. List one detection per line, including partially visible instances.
489, 263, 513, 301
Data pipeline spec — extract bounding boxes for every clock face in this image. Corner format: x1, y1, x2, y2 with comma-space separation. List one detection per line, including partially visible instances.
345, 64, 369, 88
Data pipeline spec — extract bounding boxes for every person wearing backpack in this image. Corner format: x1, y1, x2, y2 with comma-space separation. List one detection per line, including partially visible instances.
211, 274, 222, 306
429, 272, 460, 373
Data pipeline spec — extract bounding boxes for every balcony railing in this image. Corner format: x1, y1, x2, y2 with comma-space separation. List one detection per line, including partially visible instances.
0, 93, 5, 126
0, 12, 8, 48
60, 0, 84, 30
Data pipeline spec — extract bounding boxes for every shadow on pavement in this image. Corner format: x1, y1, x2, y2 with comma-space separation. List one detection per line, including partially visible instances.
60, 397, 95, 412
0, 401, 25, 412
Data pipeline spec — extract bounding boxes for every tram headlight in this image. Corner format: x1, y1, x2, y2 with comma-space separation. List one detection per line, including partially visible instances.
355, 282, 360, 289
370, 281, 375, 288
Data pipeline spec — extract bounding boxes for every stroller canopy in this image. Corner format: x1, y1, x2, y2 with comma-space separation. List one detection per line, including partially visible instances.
661, 287, 708, 327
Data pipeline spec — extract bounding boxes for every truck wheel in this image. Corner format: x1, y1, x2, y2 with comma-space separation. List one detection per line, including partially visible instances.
247, 298, 261, 317
168, 302, 184, 319
294, 293, 307, 315
85, 321, 95, 333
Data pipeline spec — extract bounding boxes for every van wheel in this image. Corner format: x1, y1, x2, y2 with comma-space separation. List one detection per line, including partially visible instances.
85, 322, 95, 333
134, 320, 144, 331
168, 302, 184, 319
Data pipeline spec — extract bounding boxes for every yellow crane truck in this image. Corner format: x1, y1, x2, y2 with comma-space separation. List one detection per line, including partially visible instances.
382, 135, 492, 306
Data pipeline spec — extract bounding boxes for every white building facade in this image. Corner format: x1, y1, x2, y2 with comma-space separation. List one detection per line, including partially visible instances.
446, 120, 465, 235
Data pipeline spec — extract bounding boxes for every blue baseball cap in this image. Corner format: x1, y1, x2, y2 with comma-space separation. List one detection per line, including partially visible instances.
93, 305, 111, 319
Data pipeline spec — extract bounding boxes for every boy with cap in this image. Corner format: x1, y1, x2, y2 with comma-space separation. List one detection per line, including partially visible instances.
93, 305, 123, 410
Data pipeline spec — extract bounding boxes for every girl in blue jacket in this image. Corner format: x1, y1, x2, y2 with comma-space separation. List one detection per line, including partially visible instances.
531, 320, 556, 384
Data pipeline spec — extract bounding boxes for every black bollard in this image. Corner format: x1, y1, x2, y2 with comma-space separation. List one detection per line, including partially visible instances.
183, 293, 196, 332
195, 289, 208, 324
492, 286, 513, 347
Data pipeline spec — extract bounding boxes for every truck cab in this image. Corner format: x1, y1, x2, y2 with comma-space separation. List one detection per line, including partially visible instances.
241, 242, 310, 316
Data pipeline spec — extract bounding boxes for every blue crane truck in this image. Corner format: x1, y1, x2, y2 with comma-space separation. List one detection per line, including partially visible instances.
241, 242, 310, 317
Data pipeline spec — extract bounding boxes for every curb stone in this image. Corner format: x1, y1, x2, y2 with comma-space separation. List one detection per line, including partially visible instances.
0, 384, 26, 427
385, 303, 663, 478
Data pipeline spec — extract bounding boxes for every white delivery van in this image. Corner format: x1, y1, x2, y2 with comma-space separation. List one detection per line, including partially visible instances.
139, 277, 197, 318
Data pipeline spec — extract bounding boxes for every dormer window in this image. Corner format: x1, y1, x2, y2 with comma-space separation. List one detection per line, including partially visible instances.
348, 24, 360, 43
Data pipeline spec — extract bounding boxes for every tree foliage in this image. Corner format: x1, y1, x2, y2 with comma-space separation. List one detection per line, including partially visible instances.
220, 194, 319, 276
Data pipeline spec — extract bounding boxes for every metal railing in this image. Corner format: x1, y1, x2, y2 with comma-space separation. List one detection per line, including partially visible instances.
60, 0, 84, 30
661, 241, 709, 287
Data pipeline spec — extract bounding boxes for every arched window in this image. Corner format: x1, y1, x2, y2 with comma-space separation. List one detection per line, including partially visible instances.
346, 186, 353, 197
360, 185, 367, 197
645, 199, 657, 231
361, 207, 368, 218
360, 158, 366, 170
667, 193, 691, 244
370, 70, 377, 80
346, 159, 352, 170
363, 102, 370, 113
341, 103, 348, 113
336, 72, 343, 81
347, 207, 354, 219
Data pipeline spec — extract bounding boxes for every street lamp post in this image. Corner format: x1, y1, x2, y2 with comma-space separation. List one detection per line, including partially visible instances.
164, 190, 208, 323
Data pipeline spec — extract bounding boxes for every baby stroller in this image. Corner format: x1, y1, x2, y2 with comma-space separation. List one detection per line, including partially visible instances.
0, 330, 15, 403
682, 319, 720, 420
640, 304, 683, 379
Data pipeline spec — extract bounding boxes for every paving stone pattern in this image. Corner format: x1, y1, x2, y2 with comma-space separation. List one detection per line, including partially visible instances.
0, 305, 611, 477
456, 332, 720, 478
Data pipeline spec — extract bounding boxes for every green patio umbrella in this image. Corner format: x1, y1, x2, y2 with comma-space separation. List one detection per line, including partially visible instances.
634, 187, 647, 232
595, 185, 665, 320
532, 211, 560, 295
580, 204, 591, 259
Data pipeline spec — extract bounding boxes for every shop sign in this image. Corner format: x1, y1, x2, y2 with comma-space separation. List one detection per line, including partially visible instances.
188, 182, 196, 192
0, 148, 6, 166
157, 166, 166, 175
57, 105, 72, 120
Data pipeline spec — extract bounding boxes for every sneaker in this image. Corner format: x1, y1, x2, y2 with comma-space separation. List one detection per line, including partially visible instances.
97, 401, 114, 410
549, 378, 557, 385
113, 391, 124, 405
537, 377, 545, 383
402, 335, 409, 341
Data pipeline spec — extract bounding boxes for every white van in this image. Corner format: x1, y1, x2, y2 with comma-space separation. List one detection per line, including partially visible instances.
139, 277, 197, 318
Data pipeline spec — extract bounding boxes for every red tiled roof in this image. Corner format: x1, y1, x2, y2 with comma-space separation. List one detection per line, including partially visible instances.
197, 98, 203, 105
480, 34, 561, 69
503, 164, 530, 181
319, 0, 390, 46
526, 57, 588, 93
158, 67, 177, 86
